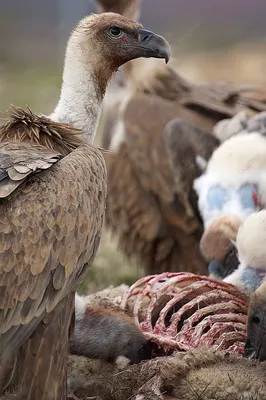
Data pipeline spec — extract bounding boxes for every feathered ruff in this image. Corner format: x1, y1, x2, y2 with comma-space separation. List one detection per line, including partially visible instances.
0, 106, 84, 156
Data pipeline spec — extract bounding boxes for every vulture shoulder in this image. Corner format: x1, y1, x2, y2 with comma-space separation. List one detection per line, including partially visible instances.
0, 109, 107, 355
125, 59, 266, 119
122, 97, 219, 219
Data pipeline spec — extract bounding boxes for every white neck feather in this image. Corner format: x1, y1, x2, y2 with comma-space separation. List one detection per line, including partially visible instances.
50, 37, 102, 145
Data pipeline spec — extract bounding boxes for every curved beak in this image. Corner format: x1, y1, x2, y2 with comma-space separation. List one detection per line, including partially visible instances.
138, 29, 171, 64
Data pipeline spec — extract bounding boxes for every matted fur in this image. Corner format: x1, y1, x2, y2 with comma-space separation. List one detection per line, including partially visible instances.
67, 285, 265, 399
68, 348, 266, 400
1, 106, 84, 156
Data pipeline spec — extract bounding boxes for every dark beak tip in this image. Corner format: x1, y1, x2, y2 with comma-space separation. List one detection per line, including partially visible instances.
157, 39, 171, 64
138, 29, 171, 64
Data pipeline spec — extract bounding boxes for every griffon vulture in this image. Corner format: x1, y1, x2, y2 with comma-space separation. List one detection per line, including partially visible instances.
0, 12, 170, 400
95, 0, 266, 276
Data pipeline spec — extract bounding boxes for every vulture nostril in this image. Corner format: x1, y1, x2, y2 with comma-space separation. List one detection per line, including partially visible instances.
142, 35, 151, 44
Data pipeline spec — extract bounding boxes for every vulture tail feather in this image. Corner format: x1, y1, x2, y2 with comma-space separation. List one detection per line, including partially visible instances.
1, 294, 74, 400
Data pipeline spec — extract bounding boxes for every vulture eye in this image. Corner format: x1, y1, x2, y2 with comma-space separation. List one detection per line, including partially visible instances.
252, 315, 260, 324
109, 26, 122, 37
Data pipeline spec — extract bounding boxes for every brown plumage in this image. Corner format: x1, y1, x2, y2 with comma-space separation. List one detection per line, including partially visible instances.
104, 87, 266, 274
105, 119, 218, 274
0, 12, 171, 400
2, 106, 84, 156
97, 0, 266, 275
0, 110, 106, 400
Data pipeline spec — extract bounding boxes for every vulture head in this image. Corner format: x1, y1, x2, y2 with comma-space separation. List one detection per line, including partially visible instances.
199, 214, 241, 280
69, 12, 170, 84
193, 133, 266, 230
52, 12, 171, 141
223, 210, 266, 293
244, 280, 266, 361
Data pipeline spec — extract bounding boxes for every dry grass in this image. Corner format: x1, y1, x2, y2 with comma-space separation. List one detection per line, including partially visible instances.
78, 228, 143, 295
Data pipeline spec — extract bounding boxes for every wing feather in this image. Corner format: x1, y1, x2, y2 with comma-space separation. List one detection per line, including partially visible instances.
0, 142, 107, 357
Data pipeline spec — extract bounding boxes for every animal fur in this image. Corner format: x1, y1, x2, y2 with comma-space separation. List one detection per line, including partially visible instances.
70, 295, 151, 367
68, 347, 266, 400
67, 285, 266, 398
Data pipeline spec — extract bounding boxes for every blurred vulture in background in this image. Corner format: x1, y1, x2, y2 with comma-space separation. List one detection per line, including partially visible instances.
95, 0, 266, 275
198, 112, 266, 281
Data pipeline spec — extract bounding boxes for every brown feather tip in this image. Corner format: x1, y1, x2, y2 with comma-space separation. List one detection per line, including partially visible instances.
0, 106, 85, 156
97, 146, 114, 156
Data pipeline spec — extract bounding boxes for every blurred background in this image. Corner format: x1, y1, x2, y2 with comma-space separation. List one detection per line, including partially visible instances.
1, 0, 266, 292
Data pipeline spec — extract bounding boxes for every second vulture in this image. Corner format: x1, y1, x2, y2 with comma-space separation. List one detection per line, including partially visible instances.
96, 0, 266, 275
